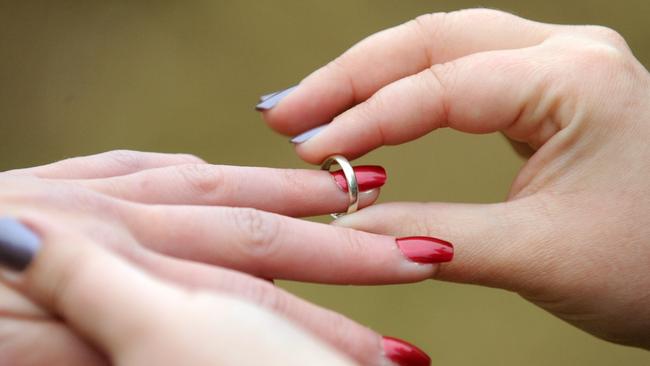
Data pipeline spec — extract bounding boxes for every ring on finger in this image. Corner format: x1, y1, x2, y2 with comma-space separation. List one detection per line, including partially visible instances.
320, 155, 359, 219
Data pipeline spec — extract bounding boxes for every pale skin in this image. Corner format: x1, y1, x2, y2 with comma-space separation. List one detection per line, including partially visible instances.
262, 9, 650, 348
5, 222, 356, 366
2, 8, 650, 365
0, 150, 432, 366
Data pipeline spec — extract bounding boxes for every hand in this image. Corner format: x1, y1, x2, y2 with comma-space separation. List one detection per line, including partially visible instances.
0, 218, 354, 366
0, 150, 434, 366
260, 9, 650, 348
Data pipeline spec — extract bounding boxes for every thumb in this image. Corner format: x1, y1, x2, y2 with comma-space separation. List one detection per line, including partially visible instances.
0, 217, 184, 357
333, 197, 555, 294
0, 217, 357, 366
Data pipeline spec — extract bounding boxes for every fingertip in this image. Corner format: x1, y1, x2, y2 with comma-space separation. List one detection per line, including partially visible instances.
255, 85, 299, 111
330, 211, 366, 229
258, 70, 357, 137
358, 189, 381, 209
259, 104, 298, 136
0, 217, 42, 272
258, 83, 333, 136
294, 144, 327, 165
256, 85, 305, 135
292, 127, 349, 165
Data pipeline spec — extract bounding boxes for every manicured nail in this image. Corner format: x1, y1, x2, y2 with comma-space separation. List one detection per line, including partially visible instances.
259, 92, 277, 102
0, 218, 41, 271
255, 85, 297, 110
290, 124, 328, 144
382, 336, 431, 366
331, 166, 387, 193
396, 236, 453, 264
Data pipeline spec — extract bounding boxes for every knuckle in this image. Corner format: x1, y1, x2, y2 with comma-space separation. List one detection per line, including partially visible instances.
409, 13, 437, 54
413, 12, 439, 27
338, 228, 370, 258
555, 28, 632, 72
583, 25, 629, 49
548, 35, 630, 75
426, 65, 453, 125
49, 244, 98, 316
241, 281, 287, 313
326, 57, 358, 101
323, 312, 360, 349
0, 178, 122, 219
449, 8, 511, 22
103, 149, 145, 170
361, 91, 388, 117
352, 94, 389, 145
230, 208, 280, 257
176, 153, 206, 165
176, 164, 225, 198
572, 42, 629, 70
276, 169, 308, 197
413, 8, 513, 34
409, 12, 449, 57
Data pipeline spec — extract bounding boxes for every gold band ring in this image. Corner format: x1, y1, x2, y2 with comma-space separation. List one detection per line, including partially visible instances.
321, 155, 359, 219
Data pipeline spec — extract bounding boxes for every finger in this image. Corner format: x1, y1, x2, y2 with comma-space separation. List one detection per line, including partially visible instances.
332, 199, 552, 294
0, 283, 106, 366
506, 136, 535, 159
134, 252, 398, 366
0, 282, 47, 319
0, 318, 107, 366
0, 217, 189, 356
294, 44, 557, 163
125, 204, 452, 284
6, 150, 204, 179
70, 164, 386, 217
0, 218, 357, 366
262, 9, 554, 136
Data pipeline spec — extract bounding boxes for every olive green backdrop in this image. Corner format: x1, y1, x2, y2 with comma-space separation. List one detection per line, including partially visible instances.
1, 1, 649, 364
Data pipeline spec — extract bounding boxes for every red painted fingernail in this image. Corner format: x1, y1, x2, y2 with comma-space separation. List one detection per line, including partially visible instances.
382, 336, 431, 366
330, 166, 387, 192
396, 236, 454, 263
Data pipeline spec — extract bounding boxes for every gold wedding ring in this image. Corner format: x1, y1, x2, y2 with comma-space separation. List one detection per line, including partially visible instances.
321, 155, 359, 219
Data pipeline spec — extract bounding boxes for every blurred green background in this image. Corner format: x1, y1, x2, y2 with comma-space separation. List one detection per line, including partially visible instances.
1, 0, 649, 364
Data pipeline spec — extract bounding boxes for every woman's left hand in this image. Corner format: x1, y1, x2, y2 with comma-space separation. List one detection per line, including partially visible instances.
0, 150, 436, 366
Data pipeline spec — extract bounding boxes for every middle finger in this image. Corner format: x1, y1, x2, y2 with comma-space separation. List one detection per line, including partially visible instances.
124, 203, 453, 284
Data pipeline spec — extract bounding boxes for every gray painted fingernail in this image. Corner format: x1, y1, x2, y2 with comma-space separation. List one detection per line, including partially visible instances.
290, 124, 328, 144
0, 218, 41, 271
259, 91, 278, 102
256, 85, 298, 110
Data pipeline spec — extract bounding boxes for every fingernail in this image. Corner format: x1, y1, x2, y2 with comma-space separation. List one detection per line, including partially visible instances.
382, 336, 431, 366
396, 236, 453, 264
259, 92, 277, 102
331, 166, 387, 193
0, 218, 41, 271
289, 124, 328, 144
255, 85, 298, 110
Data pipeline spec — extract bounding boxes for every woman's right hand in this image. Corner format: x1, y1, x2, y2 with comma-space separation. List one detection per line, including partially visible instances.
0, 150, 437, 366
260, 9, 650, 348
